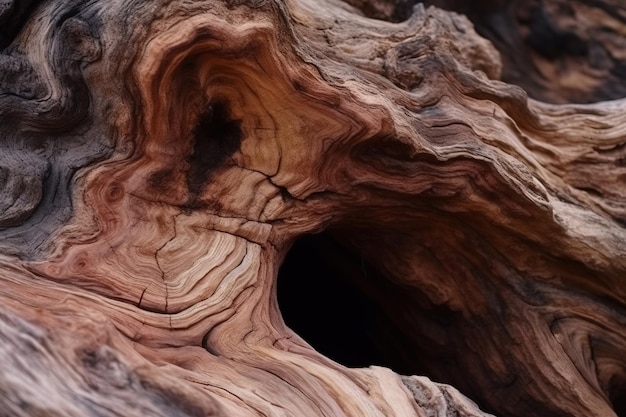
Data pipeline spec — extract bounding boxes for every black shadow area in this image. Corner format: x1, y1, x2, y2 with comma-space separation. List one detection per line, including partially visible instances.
276, 233, 388, 368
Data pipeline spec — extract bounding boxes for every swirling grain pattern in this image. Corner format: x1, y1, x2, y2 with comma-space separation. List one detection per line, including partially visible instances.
0, 0, 624, 416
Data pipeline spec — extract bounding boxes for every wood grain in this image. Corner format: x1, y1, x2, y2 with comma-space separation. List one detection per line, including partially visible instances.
0, 0, 624, 416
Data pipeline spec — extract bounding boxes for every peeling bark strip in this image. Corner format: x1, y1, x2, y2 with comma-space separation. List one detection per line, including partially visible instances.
0, 0, 625, 416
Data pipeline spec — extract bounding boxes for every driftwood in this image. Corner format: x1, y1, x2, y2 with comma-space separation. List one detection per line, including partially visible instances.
1, 0, 625, 416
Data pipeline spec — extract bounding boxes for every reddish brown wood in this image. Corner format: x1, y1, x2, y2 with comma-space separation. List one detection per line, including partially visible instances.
0, 1, 625, 416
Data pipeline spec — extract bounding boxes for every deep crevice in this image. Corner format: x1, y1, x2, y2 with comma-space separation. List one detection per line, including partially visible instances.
277, 231, 465, 376
0, 0, 45, 49
615, 396, 626, 417
277, 231, 462, 376
610, 379, 626, 417
276, 230, 499, 416
277, 233, 388, 368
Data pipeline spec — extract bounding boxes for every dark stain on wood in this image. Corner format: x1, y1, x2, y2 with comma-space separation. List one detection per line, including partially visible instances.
186, 100, 242, 199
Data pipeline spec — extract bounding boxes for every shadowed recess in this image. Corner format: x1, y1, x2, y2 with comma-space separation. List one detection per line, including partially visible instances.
277, 233, 388, 368
276, 232, 465, 376
610, 380, 626, 417
277, 231, 500, 415
0, 0, 44, 49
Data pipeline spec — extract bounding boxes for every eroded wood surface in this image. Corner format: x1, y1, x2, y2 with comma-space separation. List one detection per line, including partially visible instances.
0, 0, 625, 416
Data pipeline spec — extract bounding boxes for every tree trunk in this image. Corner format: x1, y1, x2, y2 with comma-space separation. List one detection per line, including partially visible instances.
1, 0, 625, 416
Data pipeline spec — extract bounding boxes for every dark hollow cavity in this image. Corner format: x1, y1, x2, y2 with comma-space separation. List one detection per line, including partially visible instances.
276, 231, 466, 377
611, 380, 626, 417
277, 233, 388, 368
276, 230, 498, 416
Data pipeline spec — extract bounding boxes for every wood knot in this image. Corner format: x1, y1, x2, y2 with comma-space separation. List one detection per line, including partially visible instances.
104, 182, 125, 204
0, 151, 48, 228
58, 17, 102, 63
384, 40, 427, 91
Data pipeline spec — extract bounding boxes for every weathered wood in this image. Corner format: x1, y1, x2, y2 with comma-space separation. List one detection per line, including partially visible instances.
424, 0, 626, 103
0, 0, 625, 416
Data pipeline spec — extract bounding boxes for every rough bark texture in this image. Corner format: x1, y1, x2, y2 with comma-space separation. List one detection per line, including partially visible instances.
1, 0, 625, 416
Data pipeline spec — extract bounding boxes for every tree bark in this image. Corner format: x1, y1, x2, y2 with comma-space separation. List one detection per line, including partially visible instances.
0, 0, 625, 416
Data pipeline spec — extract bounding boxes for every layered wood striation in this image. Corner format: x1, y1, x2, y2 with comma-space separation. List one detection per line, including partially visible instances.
0, 0, 625, 416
